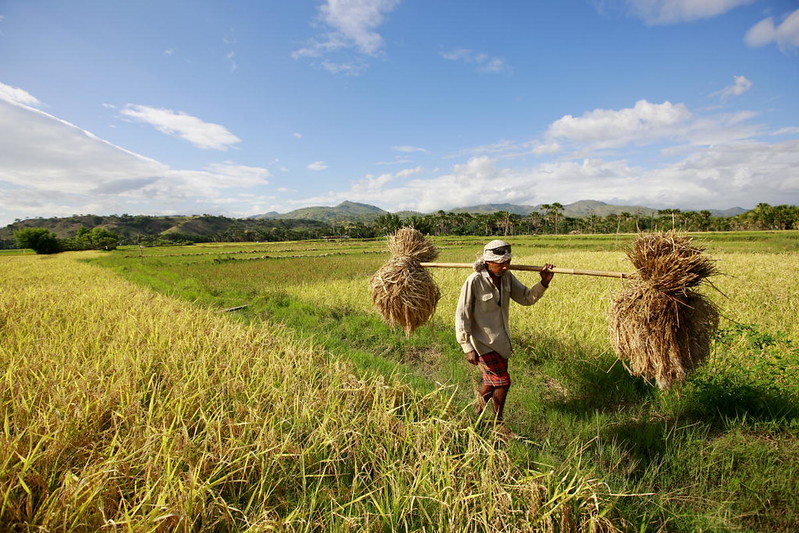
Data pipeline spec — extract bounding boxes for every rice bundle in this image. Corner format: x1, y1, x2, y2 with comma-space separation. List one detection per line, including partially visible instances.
370, 227, 441, 335
609, 231, 720, 390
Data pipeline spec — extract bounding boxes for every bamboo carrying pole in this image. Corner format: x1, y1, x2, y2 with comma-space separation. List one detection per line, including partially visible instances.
419, 262, 631, 279
371, 227, 721, 390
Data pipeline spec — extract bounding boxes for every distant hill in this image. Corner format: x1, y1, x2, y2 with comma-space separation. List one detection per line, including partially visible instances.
0, 214, 330, 247
443, 200, 744, 219
1, 200, 750, 248
248, 199, 745, 222
251, 201, 387, 223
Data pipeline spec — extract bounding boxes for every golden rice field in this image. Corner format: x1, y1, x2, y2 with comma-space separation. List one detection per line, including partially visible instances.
2, 231, 798, 531
1, 252, 623, 531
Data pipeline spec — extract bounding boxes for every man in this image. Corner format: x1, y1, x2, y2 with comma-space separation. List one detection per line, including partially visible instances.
455, 239, 555, 433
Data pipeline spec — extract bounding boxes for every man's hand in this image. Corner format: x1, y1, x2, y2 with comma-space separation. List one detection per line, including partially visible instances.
465, 350, 478, 365
539, 263, 555, 288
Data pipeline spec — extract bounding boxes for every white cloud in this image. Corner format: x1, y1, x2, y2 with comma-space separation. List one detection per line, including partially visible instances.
375, 157, 412, 165
545, 100, 693, 150
711, 75, 753, 101
0, 98, 270, 225
205, 162, 271, 187
533, 143, 561, 155
772, 127, 799, 136
292, 0, 401, 71
396, 166, 423, 178
314, 97, 799, 213
324, 135, 799, 214
745, 8, 799, 53
321, 60, 368, 76
392, 145, 427, 153
0, 82, 42, 108
620, 0, 756, 25
463, 139, 529, 157
119, 104, 241, 150
319, 0, 401, 55
307, 161, 328, 171
441, 48, 510, 74
352, 172, 394, 192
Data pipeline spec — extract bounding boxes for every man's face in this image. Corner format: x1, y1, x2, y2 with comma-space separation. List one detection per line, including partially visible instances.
486, 260, 511, 277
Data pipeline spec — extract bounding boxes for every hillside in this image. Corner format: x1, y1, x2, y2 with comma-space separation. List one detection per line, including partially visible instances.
251, 201, 387, 223
0, 214, 331, 247
257, 200, 745, 221
450, 200, 744, 219
1, 200, 751, 248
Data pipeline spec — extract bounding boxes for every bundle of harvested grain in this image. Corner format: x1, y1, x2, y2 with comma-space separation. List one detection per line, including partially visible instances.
609, 231, 720, 389
370, 227, 441, 335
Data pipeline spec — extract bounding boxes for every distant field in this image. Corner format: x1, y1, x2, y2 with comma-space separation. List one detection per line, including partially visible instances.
3, 230, 798, 530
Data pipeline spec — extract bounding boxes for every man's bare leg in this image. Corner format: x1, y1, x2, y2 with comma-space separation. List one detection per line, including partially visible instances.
492, 386, 508, 421
475, 383, 494, 415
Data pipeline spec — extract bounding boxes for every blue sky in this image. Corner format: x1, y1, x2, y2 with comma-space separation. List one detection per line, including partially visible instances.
1, 0, 798, 226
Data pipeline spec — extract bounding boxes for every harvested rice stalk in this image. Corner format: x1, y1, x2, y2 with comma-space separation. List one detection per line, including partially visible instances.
371, 228, 720, 389
370, 227, 441, 335
609, 231, 720, 390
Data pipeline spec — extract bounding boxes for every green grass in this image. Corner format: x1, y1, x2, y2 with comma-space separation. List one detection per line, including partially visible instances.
76, 230, 799, 531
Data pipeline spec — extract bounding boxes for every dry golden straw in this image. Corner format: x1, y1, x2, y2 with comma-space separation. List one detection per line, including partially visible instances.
370, 227, 441, 335
371, 227, 720, 389
609, 231, 720, 390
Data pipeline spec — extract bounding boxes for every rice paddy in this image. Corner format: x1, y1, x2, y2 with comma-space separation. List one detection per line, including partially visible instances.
2, 230, 798, 531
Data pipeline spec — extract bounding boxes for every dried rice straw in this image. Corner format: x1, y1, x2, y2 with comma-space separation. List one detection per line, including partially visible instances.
371, 227, 721, 389
370, 227, 441, 335
609, 231, 720, 389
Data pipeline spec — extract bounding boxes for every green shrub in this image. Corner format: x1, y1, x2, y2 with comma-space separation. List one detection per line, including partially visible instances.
13, 227, 61, 254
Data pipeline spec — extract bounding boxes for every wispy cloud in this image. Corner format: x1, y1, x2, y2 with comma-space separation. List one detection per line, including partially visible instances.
745, 8, 799, 54
292, 0, 401, 73
614, 0, 756, 25
0, 96, 270, 224
0, 82, 42, 108
307, 161, 328, 171
392, 145, 427, 153
711, 75, 753, 101
119, 104, 241, 150
441, 48, 510, 74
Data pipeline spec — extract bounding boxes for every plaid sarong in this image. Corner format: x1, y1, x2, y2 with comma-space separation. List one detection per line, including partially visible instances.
477, 351, 511, 387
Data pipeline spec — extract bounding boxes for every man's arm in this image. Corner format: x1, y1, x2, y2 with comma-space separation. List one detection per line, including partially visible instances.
509, 263, 555, 305
455, 276, 477, 358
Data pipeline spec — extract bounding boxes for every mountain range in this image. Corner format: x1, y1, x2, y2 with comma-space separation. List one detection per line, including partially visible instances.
251, 200, 746, 223
0, 200, 748, 245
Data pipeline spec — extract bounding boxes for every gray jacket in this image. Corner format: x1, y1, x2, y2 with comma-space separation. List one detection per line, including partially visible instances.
455, 269, 547, 359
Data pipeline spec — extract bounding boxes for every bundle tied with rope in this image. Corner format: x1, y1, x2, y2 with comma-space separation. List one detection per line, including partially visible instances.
609, 231, 720, 390
369, 227, 442, 335
370, 226, 722, 390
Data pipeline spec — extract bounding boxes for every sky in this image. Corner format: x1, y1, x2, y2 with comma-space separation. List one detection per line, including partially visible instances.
1, 0, 798, 227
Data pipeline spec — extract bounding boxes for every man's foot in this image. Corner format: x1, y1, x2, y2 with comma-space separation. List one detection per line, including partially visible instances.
495, 423, 520, 440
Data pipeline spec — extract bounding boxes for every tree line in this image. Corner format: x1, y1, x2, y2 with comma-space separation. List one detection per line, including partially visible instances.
364, 202, 799, 237
9, 203, 798, 253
